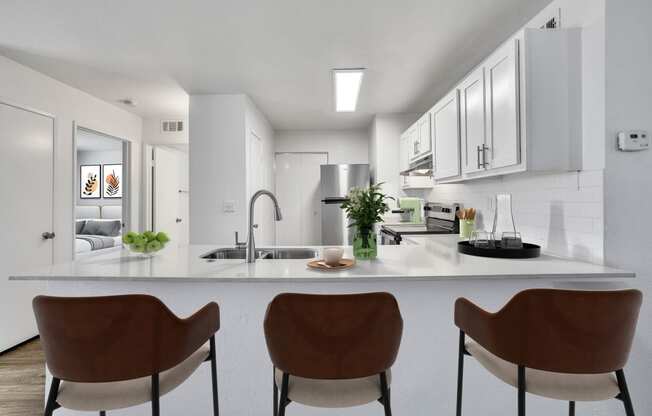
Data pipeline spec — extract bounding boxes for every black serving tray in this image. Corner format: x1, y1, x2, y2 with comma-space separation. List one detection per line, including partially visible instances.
457, 241, 541, 259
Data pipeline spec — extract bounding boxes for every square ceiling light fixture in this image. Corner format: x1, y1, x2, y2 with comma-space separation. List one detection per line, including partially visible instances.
333, 68, 365, 112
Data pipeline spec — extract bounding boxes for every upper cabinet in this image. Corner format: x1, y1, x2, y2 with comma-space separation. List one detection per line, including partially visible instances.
410, 113, 431, 162
459, 66, 487, 175
400, 28, 583, 184
485, 39, 520, 170
432, 89, 461, 180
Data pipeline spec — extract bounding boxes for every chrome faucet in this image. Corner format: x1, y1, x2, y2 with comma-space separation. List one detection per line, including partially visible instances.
247, 190, 283, 263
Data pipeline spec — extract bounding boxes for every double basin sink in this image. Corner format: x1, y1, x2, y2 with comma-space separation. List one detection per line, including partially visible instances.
201, 247, 318, 260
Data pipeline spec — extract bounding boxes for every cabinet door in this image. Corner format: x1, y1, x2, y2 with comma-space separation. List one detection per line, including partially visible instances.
408, 126, 420, 161
432, 90, 461, 180
459, 67, 487, 173
485, 39, 520, 170
417, 113, 431, 156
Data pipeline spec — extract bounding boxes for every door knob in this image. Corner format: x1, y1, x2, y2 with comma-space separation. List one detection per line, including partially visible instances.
41, 232, 56, 240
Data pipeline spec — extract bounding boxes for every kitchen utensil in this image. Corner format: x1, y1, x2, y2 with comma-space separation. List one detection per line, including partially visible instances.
307, 258, 355, 271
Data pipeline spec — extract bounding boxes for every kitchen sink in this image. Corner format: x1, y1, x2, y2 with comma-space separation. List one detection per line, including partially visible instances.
201, 247, 318, 260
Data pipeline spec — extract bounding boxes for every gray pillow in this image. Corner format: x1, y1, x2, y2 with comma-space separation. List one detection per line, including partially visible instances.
81, 220, 122, 237
75, 220, 86, 234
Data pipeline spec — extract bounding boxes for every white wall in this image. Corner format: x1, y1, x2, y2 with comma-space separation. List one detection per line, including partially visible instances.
604, 0, 652, 414
410, 0, 606, 263
142, 115, 189, 145
0, 55, 142, 262
275, 129, 369, 164
189, 94, 276, 245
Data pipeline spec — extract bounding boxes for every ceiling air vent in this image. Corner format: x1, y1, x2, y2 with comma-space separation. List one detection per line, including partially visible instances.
161, 120, 184, 133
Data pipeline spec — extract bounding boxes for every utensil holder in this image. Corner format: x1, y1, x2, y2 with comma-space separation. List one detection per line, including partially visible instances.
459, 219, 475, 239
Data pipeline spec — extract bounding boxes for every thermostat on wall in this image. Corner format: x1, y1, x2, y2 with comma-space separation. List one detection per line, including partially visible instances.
618, 131, 649, 151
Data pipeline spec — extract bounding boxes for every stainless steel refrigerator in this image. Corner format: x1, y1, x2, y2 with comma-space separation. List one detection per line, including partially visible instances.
320, 164, 370, 245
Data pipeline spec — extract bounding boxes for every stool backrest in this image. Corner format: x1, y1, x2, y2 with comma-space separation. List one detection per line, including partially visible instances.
460, 289, 642, 373
264, 292, 403, 379
33, 294, 219, 382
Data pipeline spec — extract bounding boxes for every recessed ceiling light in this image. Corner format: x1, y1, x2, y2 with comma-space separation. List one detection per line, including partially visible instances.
333, 68, 365, 112
118, 98, 137, 107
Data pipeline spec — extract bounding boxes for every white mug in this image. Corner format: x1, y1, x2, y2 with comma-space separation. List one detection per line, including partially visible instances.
323, 247, 344, 266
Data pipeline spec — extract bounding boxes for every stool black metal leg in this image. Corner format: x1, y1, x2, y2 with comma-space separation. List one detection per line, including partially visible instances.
517, 365, 526, 416
456, 330, 465, 416
278, 373, 290, 416
568, 401, 575, 416
151, 373, 160, 416
209, 336, 220, 416
380, 371, 392, 416
44, 378, 61, 416
616, 369, 635, 416
273, 367, 278, 416
99, 412, 106, 416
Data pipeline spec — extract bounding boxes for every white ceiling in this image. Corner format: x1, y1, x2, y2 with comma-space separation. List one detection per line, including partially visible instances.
0, 0, 551, 130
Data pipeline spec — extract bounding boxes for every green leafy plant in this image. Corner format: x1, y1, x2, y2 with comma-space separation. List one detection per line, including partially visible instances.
341, 183, 393, 231
123, 231, 170, 254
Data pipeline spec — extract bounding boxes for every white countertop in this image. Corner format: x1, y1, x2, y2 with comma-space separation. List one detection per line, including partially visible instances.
10, 236, 634, 282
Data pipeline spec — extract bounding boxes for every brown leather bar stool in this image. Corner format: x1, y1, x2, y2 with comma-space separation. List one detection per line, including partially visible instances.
32, 295, 220, 416
263, 292, 403, 416
454, 289, 642, 416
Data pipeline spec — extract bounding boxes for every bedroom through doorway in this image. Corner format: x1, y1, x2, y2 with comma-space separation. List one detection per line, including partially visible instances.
73, 126, 130, 257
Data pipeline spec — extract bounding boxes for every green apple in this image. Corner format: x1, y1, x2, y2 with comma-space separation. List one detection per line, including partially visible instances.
131, 241, 146, 253
146, 240, 162, 253
133, 234, 147, 245
156, 232, 170, 243
122, 231, 138, 244
143, 231, 157, 241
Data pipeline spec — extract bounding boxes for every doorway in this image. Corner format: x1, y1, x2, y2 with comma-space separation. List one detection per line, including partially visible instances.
73, 126, 130, 257
148, 145, 189, 247
274, 152, 328, 245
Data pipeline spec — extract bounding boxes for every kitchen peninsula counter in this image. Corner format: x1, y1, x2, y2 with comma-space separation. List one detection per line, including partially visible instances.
9, 235, 634, 416
10, 235, 633, 282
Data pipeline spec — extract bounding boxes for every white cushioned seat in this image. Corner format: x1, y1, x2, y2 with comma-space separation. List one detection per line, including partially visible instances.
466, 339, 619, 402
274, 368, 391, 408
56, 344, 210, 411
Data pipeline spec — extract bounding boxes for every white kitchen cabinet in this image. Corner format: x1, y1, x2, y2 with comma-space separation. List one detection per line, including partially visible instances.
399, 127, 432, 190
459, 67, 487, 174
432, 89, 461, 180
408, 114, 431, 162
485, 39, 520, 170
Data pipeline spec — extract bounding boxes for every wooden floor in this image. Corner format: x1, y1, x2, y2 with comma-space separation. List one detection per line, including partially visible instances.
0, 339, 45, 415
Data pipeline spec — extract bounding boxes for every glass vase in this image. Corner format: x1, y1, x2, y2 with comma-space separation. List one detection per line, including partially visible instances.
353, 227, 377, 260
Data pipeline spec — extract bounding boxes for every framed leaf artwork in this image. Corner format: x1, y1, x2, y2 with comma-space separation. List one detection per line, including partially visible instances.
103, 164, 123, 198
80, 165, 101, 199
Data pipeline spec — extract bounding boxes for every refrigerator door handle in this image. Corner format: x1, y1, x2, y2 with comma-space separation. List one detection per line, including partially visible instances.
321, 197, 349, 204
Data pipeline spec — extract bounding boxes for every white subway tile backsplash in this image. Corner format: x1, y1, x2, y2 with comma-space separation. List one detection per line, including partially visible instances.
421, 170, 605, 263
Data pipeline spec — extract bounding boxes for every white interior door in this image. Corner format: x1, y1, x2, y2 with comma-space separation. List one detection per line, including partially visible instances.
153, 147, 189, 247
0, 102, 53, 351
275, 153, 327, 245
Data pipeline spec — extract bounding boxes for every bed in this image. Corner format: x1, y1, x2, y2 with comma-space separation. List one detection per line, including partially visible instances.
75, 206, 123, 254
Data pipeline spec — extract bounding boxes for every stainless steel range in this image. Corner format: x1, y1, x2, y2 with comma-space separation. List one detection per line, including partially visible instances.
380, 202, 460, 245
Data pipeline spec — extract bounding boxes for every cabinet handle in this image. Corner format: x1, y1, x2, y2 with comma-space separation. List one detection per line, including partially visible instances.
482, 144, 489, 168
477, 146, 482, 169
41, 232, 56, 240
